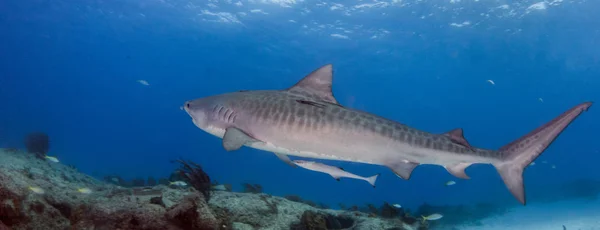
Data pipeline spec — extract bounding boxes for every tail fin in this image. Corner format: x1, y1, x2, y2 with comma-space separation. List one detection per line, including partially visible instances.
366, 173, 380, 188
494, 102, 592, 205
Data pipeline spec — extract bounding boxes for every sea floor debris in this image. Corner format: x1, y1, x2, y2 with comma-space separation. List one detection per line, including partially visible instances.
0, 148, 425, 230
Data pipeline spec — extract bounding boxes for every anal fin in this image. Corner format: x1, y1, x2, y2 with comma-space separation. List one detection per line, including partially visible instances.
222, 128, 258, 151
445, 163, 472, 179
388, 161, 419, 180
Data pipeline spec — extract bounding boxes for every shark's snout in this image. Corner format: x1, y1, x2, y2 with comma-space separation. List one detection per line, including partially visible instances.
183, 101, 191, 113
183, 99, 210, 129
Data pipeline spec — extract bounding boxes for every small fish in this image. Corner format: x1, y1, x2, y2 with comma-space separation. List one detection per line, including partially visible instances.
542, 161, 548, 164
445, 181, 456, 186
137, 80, 149, 86
111, 177, 119, 183
539, 98, 544, 103
551, 165, 556, 169
211, 184, 231, 191
422, 213, 443, 221
293, 160, 380, 187
169, 181, 188, 187
530, 162, 536, 166
392, 204, 402, 209
487, 79, 495, 85
29, 186, 45, 194
45, 156, 59, 163
77, 188, 92, 194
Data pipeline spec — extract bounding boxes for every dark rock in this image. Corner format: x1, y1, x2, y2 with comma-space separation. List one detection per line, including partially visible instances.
291, 210, 356, 230
293, 210, 327, 230
211, 206, 234, 230
0, 220, 9, 230
44, 197, 72, 219
150, 197, 165, 207
0, 185, 27, 227
242, 183, 263, 194
165, 194, 218, 229
380, 202, 399, 218
28, 202, 45, 214
285, 195, 303, 203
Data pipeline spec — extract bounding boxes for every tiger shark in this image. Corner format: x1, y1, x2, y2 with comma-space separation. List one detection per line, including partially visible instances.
183, 64, 592, 205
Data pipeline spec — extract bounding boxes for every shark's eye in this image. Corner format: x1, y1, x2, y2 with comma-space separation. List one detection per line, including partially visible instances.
186, 103, 191, 109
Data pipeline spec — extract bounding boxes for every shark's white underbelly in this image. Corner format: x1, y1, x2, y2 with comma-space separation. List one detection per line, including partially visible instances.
201, 123, 376, 164
200, 121, 497, 166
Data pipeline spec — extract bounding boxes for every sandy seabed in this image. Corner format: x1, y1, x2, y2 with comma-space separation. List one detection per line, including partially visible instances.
440, 198, 600, 230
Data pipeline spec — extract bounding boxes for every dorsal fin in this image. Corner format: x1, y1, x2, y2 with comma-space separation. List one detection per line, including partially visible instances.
444, 128, 473, 149
287, 64, 339, 104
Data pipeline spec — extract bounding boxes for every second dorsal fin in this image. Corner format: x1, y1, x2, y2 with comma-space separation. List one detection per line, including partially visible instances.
287, 64, 339, 104
444, 128, 473, 149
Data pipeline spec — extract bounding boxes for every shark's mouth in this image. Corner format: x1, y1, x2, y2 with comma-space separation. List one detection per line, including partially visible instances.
192, 119, 200, 128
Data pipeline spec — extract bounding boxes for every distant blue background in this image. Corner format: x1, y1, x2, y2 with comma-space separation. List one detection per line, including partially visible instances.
1, 0, 599, 210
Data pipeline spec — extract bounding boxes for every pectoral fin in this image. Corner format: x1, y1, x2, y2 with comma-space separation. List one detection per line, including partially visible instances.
331, 174, 341, 181
222, 128, 258, 151
274, 153, 297, 168
388, 161, 419, 180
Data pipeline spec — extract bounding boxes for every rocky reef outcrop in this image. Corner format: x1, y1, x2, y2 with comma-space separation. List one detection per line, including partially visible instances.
0, 148, 424, 230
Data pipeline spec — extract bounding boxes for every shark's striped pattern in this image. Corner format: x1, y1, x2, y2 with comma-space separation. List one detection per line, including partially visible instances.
229, 91, 502, 160
184, 64, 592, 205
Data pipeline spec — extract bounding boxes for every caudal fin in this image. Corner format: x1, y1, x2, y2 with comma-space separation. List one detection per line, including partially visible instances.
494, 102, 592, 205
366, 173, 380, 188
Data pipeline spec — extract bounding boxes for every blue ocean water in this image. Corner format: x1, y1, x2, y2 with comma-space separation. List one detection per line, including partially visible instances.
1, 0, 599, 218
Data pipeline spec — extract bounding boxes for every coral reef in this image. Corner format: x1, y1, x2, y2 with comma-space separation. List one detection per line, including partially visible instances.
380, 202, 400, 218
290, 210, 356, 230
210, 191, 424, 230
284, 195, 329, 209
0, 148, 426, 230
0, 149, 221, 230
175, 159, 212, 201
211, 181, 233, 192
242, 183, 263, 194
0, 221, 9, 230
23, 132, 49, 159
104, 176, 167, 188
